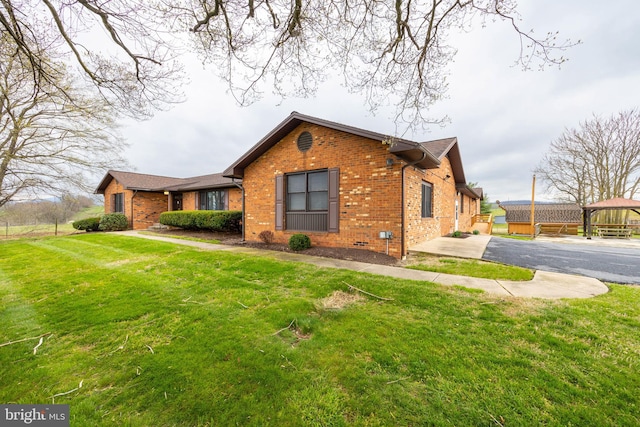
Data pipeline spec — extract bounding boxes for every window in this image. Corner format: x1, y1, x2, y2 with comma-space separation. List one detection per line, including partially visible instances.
113, 193, 124, 213
276, 169, 339, 233
287, 171, 328, 212
283, 170, 329, 232
421, 182, 432, 218
200, 190, 226, 210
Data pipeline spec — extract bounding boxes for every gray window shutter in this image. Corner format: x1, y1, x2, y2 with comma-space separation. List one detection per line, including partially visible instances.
224, 190, 229, 210
328, 168, 339, 233
275, 175, 284, 230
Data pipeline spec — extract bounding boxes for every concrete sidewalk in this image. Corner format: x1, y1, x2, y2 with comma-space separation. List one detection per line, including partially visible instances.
119, 231, 609, 299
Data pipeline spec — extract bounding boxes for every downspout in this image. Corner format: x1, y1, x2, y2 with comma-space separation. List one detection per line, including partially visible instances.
401, 151, 427, 260
231, 179, 245, 241
130, 190, 138, 230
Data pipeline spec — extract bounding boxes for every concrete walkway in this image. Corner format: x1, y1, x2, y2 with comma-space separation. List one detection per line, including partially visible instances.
119, 231, 609, 299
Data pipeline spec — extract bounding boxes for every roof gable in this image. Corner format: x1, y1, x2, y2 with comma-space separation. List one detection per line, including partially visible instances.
224, 111, 443, 178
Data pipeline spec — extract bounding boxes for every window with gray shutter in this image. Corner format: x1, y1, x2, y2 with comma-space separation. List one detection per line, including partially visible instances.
284, 169, 333, 232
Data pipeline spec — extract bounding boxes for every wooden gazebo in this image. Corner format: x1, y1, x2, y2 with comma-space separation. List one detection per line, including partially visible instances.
583, 197, 640, 238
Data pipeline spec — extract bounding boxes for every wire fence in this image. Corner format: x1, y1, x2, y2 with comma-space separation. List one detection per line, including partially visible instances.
2, 220, 78, 239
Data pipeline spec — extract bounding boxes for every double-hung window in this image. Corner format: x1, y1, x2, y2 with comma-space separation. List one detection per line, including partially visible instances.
287, 171, 328, 212
421, 182, 433, 218
113, 193, 124, 213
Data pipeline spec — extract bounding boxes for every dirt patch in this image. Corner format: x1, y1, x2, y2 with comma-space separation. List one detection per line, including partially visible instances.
319, 290, 365, 310
149, 229, 400, 266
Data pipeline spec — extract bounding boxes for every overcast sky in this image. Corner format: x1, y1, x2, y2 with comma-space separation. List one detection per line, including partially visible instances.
117, 0, 640, 203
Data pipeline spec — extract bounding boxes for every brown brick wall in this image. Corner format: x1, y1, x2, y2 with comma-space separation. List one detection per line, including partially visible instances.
183, 192, 197, 210
103, 179, 242, 230
132, 192, 169, 230
228, 187, 242, 210
103, 179, 168, 230
243, 122, 405, 257
405, 157, 480, 248
242, 124, 479, 259
103, 179, 127, 216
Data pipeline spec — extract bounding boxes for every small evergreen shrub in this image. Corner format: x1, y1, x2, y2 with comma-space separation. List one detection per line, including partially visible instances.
159, 210, 242, 232
473, 229, 480, 235
72, 217, 101, 232
451, 230, 462, 238
258, 230, 274, 244
288, 233, 311, 251
99, 213, 129, 231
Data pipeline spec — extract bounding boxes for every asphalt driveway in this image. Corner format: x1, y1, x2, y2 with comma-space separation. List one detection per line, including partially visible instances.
482, 238, 640, 285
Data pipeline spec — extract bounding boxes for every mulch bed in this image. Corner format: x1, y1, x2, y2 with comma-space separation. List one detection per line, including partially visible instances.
149, 229, 400, 266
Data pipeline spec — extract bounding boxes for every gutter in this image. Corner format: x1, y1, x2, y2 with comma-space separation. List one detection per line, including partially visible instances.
130, 190, 138, 229
401, 150, 427, 259
231, 179, 245, 241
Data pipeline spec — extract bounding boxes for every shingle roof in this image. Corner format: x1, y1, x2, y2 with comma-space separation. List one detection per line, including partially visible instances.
223, 111, 443, 178
420, 138, 457, 159
95, 170, 238, 194
499, 203, 582, 223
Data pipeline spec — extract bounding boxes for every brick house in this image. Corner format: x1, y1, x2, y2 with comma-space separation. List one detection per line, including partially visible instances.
224, 112, 482, 259
95, 170, 242, 230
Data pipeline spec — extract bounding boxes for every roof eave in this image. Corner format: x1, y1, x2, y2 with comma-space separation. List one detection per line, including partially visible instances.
389, 141, 440, 169
457, 184, 482, 199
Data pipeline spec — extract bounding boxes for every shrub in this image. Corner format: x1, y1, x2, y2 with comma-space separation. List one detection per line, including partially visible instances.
159, 210, 242, 232
451, 230, 462, 238
288, 233, 311, 251
473, 229, 480, 235
99, 213, 129, 231
258, 230, 274, 244
72, 217, 101, 232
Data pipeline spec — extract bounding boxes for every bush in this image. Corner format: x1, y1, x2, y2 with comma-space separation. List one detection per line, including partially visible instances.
99, 213, 129, 231
258, 230, 274, 244
451, 230, 462, 238
159, 210, 242, 232
473, 229, 480, 235
288, 233, 311, 251
72, 217, 101, 232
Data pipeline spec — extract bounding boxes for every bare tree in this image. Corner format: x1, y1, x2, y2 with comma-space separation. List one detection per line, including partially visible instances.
0, 36, 128, 208
188, 0, 576, 128
0, 0, 184, 119
535, 109, 640, 208
1, 1, 575, 127
0, 1, 576, 204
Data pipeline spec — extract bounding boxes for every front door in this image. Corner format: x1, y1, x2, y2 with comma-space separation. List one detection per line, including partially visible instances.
172, 193, 183, 211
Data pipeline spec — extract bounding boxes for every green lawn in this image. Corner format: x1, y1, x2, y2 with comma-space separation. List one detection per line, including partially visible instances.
407, 253, 534, 281
1, 234, 639, 426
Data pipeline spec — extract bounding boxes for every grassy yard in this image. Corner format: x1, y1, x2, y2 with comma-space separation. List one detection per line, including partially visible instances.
407, 253, 534, 281
1, 234, 639, 426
